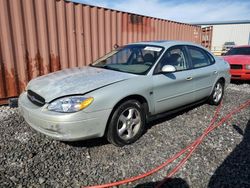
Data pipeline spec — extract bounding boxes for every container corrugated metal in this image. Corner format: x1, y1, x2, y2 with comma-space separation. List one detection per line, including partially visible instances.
0, 0, 201, 105
201, 26, 213, 50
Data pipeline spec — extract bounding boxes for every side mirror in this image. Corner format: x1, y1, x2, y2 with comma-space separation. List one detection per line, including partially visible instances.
113, 44, 119, 49
161, 65, 176, 73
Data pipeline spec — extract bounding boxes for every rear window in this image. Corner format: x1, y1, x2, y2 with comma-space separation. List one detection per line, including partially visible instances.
226, 47, 250, 55
224, 42, 235, 45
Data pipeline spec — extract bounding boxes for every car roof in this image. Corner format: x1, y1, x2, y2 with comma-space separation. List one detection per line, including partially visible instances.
129, 40, 204, 49
233, 45, 250, 48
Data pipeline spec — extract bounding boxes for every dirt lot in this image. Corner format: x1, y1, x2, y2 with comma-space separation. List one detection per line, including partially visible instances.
0, 82, 249, 188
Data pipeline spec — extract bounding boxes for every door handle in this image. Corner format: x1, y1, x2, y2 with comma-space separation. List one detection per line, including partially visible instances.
213, 71, 218, 74
186, 77, 193, 81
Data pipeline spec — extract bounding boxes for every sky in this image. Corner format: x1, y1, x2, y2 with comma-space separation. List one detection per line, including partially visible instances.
70, 0, 250, 23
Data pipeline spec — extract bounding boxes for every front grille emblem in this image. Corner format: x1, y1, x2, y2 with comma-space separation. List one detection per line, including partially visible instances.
27, 90, 45, 106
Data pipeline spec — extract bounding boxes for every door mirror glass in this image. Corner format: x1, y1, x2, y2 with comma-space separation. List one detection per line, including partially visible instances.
161, 65, 176, 73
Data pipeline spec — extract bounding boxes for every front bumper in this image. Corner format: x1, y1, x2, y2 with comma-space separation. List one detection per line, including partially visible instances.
230, 69, 250, 80
18, 92, 112, 141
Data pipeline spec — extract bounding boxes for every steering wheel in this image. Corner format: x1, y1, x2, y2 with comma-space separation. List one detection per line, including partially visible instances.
144, 62, 153, 66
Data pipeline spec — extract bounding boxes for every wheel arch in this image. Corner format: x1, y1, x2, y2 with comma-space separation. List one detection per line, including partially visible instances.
210, 77, 226, 96
217, 77, 225, 85
104, 94, 150, 136
207, 76, 226, 105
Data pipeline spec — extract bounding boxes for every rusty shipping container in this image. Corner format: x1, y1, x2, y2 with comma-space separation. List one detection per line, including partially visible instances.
201, 26, 213, 50
0, 0, 202, 105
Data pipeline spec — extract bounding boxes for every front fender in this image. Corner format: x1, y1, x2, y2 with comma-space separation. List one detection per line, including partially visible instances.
83, 76, 155, 114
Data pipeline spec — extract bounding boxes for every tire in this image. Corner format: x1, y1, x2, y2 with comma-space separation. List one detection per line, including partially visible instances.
208, 80, 224, 105
106, 100, 146, 147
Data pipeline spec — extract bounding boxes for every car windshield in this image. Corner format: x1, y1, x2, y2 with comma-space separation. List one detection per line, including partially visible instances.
224, 42, 235, 45
226, 47, 250, 55
90, 45, 164, 75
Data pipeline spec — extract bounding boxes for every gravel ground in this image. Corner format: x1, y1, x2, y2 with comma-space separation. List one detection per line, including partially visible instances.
0, 82, 249, 188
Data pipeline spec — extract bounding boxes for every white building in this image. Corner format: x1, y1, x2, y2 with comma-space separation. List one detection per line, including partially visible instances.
195, 20, 250, 55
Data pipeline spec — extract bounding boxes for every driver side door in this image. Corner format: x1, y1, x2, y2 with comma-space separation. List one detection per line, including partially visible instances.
152, 45, 196, 114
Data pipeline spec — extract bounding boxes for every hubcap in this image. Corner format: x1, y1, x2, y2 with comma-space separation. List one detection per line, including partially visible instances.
117, 107, 141, 140
213, 83, 223, 103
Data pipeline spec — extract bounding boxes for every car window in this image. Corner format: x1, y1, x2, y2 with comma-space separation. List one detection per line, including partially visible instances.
188, 46, 212, 68
106, 48, 132, 64
154, 46, 188, 73
207, 51, 215, 64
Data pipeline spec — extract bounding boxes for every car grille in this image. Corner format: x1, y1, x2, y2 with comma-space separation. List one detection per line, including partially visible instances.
230, 64, 242, 69
231, 75, 241, 78
27, 90, 45, 106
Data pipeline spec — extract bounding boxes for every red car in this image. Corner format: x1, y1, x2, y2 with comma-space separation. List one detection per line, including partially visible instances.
223, 45, 250, 80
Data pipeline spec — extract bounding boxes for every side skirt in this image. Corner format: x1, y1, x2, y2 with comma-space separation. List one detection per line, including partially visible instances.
147, 97, 208, 123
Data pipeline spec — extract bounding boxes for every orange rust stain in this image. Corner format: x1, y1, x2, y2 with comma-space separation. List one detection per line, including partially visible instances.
3, 67, 18, 97
35, 52, 50, 76
35, 51, 44, 76
0, 70, 6, 98
25, 50, 31, 80
0, 98, 8, 105
18, 80, 27, 93
50, 54, 61, 72
0, 51, 6, 97
25, 50, 37, 79
26, 50, 46, 79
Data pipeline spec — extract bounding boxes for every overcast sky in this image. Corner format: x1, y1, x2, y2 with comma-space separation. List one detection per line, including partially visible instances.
70, 0, 250, 23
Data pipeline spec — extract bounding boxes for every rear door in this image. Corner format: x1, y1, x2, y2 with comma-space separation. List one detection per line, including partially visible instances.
186, 46, 218, 101
152, 45, 196, 114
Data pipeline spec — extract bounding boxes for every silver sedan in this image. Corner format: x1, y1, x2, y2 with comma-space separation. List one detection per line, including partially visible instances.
19, 41, 230, 146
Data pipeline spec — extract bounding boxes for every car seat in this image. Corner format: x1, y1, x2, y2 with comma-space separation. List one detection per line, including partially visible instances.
144, 53, 155, 65
167, 53, 183, 70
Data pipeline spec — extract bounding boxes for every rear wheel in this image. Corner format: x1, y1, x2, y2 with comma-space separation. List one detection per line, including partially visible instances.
208, 80, 224, 105
106, 100, 146, 147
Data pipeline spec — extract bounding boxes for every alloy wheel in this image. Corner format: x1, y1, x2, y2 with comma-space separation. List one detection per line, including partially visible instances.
117, 107, 141, 140
213, 82, 223, 103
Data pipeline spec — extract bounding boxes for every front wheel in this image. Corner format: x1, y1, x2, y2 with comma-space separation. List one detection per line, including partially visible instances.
106, 100, 146, 147
208, 80, 224, 105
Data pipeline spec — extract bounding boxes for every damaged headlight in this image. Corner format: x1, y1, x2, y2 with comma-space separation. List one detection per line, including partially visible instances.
48, 96, 94, 113
246, 64, 250, 70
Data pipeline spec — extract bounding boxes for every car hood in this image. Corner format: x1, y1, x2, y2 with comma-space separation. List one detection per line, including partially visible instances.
27, 66, 136, 102
223, 55, 250, 65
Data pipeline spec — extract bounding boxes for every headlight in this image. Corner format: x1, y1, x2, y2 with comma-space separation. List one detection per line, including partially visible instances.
48, 96, 94, 113
246, 64, 250, 70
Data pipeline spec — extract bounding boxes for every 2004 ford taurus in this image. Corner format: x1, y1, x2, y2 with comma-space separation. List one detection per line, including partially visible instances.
19, 41, 230, 146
